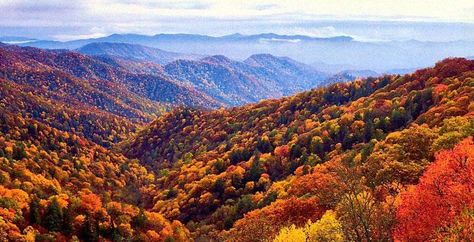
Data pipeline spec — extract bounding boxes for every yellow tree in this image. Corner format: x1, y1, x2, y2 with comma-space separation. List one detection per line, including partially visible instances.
305, 210, 344, 242
273, 224, 306, 242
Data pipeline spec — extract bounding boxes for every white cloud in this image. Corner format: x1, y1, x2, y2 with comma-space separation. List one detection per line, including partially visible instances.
53, 27, 108, 41
1, 0, 474, 40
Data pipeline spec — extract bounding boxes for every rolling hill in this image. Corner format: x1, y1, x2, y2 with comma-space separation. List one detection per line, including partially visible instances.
0, 43, 224, 114
0, 46, 195, 241
122, 58, 474, 241
0, 43, 333, 109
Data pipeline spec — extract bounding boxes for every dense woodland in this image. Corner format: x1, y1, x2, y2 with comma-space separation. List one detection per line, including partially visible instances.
123, 58, 474, 241
0, 41, 473, 242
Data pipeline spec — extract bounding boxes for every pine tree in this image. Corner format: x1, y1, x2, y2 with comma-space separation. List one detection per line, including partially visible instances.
131, 209, 147, 229
245, 153, 263, 182
29, 197, 41, 225
80, 215, 99, 242
62, 206, 73, 235
12, 142, 27, 160
290, 144, 302, 160
43, 198, 63, 232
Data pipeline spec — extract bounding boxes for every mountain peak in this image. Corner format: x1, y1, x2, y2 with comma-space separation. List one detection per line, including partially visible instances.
244, 53, 288, 66
201, 55, 232, 63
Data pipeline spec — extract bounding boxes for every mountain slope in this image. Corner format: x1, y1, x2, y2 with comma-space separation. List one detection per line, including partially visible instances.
0, 43, 332, 110
0, 46, 200, 242
121, 58, 474, 240
0, 81, 192, 242
0, 44, 222, 117
77, 42, 202, 65
164, 54, 329, 106
76, 43, 330, 106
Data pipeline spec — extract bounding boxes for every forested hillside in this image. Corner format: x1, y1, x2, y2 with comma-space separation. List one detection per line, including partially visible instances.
0, 42, 473, 241
78, 43, 330, 106
0, 43, 330, 241
123, 58, 474, 241
0, 102, 191, 241
0, 44, 223, 118
164, 53, 326, 106
0, 45, 195, 240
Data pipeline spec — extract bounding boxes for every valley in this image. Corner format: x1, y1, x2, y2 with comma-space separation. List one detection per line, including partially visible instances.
0, 39, 472, 240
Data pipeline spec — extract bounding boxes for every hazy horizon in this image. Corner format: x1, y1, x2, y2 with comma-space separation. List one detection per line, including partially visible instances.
2, 0, 474, 42
2, 1, 474, 72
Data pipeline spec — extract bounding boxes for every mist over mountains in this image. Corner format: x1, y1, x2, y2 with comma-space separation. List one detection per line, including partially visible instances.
12, 33, 474, 72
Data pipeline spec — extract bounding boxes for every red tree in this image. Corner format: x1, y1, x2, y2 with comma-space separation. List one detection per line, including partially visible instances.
394, 137, 474, 241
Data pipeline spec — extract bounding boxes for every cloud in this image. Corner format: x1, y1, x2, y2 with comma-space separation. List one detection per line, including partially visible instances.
289, 26, 342, 38
1, 0, 474, 41
259, 38, 301, 44
52, 27, 108, 41
253, 3, 279, 11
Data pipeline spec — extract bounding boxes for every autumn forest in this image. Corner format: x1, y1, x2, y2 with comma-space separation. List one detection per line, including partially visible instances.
0, 34, 473, 242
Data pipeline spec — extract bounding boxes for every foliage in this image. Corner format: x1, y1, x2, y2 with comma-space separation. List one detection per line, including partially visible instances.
394, 137, 474, 242
273, 224, 306, 242
273, 210, 344, 242
305, 210, 344, 242
0, 45, 473, 241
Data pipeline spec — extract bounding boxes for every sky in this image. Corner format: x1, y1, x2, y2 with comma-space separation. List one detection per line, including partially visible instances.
1, 0, 474, 41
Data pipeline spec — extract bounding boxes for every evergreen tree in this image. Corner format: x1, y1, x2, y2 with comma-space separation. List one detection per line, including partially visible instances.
289, 144, 302, 160
43, 198, 63, 232
363, 119, 375, 142
12, 142, 27, 160
62, 206, 73, 235
256, 137, 273, 153
390, 108, 407, 130
245, 153, 263, 182
80, 215, 99, 242
131, 209, 147, 229
213, 178, 226, 195
29, 197, 41, 225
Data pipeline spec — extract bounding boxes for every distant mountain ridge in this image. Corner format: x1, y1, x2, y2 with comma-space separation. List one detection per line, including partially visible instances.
0, 36, 36, 44
77, 42, 202, 65
16, 33, 474, 71
74, 42, 332, 106
20, 33, 353, 50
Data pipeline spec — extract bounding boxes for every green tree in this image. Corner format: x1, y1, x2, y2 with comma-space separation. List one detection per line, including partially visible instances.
131, 209, 147, 229
29, 197, 41, 225
245, 154, 263, 182
43, 198, 63, 232
80, 215, 99, 242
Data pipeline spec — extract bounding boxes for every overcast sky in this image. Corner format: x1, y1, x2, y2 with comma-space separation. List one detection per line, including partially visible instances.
1, 0, 474, 41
